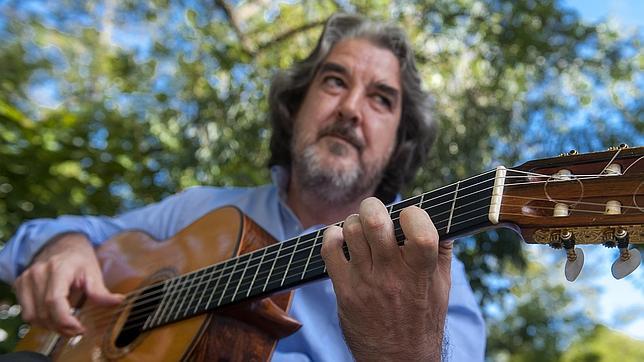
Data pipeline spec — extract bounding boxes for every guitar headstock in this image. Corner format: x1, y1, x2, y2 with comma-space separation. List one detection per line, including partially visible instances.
498, 145, 643, 281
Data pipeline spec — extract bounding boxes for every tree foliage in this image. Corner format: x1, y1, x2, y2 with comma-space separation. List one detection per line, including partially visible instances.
0, 0, 641, 356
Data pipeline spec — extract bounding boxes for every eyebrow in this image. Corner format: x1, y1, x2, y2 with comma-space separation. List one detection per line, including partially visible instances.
318, 61, 401, 100
318, 62, 349, 76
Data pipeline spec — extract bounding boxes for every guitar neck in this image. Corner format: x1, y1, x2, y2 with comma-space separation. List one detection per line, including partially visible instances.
143, 169, 501, 331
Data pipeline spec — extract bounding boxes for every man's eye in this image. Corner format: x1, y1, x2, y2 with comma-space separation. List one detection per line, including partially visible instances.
323, 76, 345, 87
374, 94, 392, 109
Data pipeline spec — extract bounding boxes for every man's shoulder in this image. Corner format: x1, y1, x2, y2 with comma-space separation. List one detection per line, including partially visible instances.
178, 184, 274, 197
171, 184, 278, 209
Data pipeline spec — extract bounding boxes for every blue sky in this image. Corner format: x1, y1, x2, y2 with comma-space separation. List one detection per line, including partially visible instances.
565, 0, 644, 32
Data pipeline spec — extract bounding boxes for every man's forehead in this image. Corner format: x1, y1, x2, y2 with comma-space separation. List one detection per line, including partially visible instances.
321, 38, 401, 90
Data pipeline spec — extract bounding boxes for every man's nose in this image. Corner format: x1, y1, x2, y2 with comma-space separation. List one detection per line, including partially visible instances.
337, 89, 362, 124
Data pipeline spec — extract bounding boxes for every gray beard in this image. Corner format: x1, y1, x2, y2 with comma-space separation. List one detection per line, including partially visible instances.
292, 144, 383, 204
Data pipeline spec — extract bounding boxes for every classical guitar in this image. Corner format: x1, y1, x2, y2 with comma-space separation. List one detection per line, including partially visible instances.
16, 146, 644, 361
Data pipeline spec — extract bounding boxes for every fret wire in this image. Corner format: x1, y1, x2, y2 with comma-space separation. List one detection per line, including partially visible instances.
231, 251, 263, 301
173, 273, 196, 320
145, 280, 169, 329
193, 268, 213, 314
247, 247, 268, 298
204, 263, 226, 310
302, 229, 322, 280
185, 270, 205, 314
263, 241, 283, 293
281, 235, 301, 287
446, 181, 460, 234
156, 278, 177, 326
231, 253, 254, 302
167, 275, 190, 322
217, 257, 241, 306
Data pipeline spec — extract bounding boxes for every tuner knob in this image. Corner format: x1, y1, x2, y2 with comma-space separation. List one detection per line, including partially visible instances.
611, 229, 640, 279
561, 231, 584, 282
612, 248, 641, 279
565, 247, 584, 282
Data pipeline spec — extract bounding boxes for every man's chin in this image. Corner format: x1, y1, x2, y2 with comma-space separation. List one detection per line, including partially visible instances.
316, 157, 360, 175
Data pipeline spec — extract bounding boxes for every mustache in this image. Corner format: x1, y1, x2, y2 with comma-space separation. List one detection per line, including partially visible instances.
317, 121, 365, 151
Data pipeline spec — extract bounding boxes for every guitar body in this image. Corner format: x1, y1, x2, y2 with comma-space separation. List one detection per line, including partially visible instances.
16, 206, 301, 361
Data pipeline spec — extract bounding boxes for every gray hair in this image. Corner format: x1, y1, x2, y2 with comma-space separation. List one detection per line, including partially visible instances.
268, 13, 436, 203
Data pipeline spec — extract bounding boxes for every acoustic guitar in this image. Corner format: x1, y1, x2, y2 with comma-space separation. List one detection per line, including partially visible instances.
16, 145, 644, 361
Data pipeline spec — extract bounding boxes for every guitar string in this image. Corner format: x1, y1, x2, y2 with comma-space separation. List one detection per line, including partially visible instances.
81, 168, 624, 314
102, 197, 644, 337
71, 183, 498, 326
74, 169, 500, 313
41, 150, 644, 335
57, 166, 636, 324
71, 169, 636, 324
78, 179, 644, 334
71, 168, 590, 319
88, 207, 644, 336
74, 172, 643, 331
82, 169, 610, 293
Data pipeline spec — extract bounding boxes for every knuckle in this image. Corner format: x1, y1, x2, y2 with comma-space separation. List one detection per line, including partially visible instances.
362, 213, 387, 232
21, 309, 34, 322
35, 308, 48, 322
320, 241, 332, 260
44, 295, 59, 309
414, 232, 438, 247
380, 279, 403, 299
343, 219, 362, 237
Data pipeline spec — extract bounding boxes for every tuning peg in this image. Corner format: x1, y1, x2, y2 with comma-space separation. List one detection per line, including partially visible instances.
612, 248, 641, 279
561, 231, 584, 282
610, 229, 640, 279
565, 247, 584, 282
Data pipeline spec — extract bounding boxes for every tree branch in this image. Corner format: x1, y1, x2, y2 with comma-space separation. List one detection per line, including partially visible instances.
213, 0, 253, 56
256, 20, 326, 53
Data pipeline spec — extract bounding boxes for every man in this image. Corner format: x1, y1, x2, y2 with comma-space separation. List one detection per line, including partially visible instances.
0, 14, 485, 360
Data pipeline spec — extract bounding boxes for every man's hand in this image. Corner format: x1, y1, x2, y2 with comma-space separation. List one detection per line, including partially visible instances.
14, 233, 123, 336
321, 197, 452, 361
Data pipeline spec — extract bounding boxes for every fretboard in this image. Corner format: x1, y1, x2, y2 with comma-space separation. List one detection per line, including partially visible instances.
142, 170, 497, 330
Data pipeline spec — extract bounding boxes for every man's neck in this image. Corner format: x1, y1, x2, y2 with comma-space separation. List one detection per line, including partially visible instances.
286, 175, 375, 230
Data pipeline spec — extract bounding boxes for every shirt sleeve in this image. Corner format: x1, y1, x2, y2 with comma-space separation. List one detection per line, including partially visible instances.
444, 257, 487, 361
0, 188, 203, 284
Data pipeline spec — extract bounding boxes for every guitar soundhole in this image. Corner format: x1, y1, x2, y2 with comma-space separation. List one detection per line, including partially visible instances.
114, 283, 164, 348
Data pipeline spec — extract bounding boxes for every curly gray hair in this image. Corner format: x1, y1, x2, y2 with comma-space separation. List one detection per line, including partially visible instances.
268, 13, 436, 203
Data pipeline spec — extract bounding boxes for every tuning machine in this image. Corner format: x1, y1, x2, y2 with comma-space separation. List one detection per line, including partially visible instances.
559, 231, 584, 282
610, 229, 641, 279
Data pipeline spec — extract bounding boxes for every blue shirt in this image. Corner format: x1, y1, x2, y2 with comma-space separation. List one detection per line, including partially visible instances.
0, 167, 486, 361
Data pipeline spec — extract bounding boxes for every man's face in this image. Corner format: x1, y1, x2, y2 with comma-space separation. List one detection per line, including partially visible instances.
291, 38, 402, 203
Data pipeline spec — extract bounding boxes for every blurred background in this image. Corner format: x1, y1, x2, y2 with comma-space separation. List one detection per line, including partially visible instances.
0, 0, 642, 360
